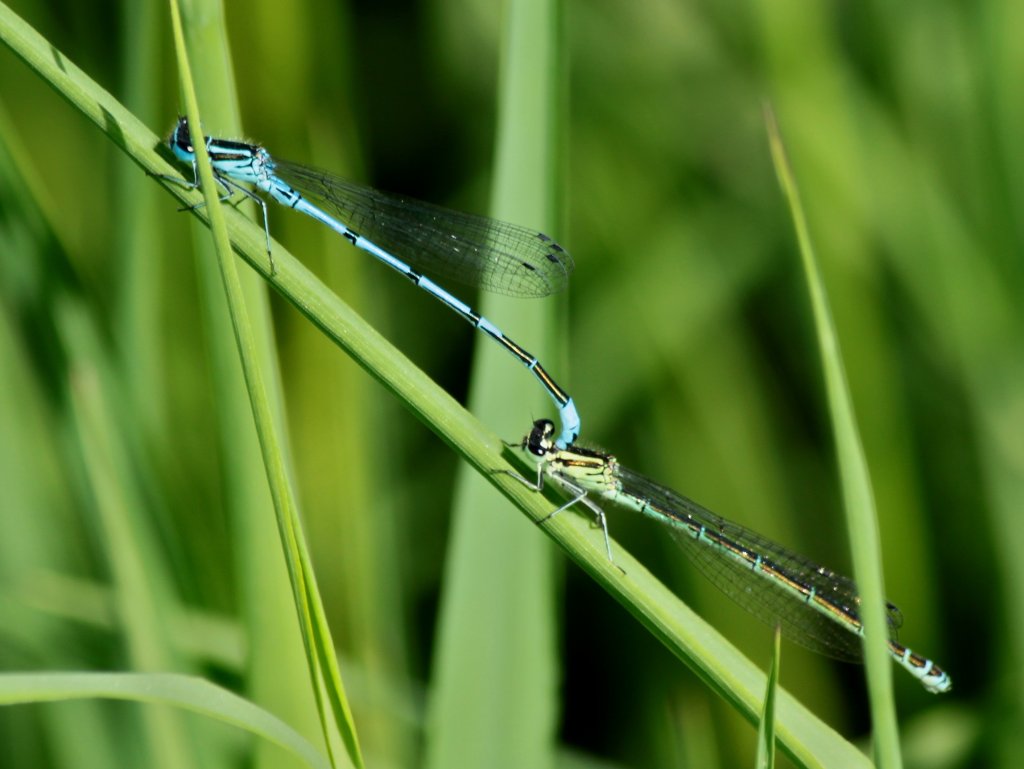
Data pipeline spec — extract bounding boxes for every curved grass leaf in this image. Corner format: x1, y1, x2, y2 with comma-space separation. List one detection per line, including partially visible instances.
0, 672, 330, 769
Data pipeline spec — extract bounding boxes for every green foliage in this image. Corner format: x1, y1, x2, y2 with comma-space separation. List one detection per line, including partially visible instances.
0, 0, 1010, 766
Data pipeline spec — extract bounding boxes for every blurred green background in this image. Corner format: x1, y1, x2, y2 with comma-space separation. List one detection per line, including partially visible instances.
0, 0, 1016, 766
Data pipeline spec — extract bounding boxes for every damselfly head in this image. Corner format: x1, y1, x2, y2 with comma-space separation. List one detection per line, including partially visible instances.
523, 419, 557, 458
169, 116, 195, 159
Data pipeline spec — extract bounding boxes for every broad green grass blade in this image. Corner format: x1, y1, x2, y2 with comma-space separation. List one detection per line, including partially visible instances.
0, 672, 331, 769
425, 0, 562, 766
765, 107, 902, 767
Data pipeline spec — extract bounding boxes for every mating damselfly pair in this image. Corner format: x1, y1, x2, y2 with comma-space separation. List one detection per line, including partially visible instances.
164, 117, 951, 693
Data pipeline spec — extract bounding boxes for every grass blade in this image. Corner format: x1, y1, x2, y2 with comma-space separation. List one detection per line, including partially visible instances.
0, 672, 331, 769
425, 0, 564, 766
765, 105, 902, 767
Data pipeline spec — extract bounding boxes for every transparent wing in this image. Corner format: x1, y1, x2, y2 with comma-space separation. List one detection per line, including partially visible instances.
273, 159, 573, 298
615, 466, 902, 661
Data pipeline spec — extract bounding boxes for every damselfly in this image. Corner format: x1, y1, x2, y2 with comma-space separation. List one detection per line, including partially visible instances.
167, 117, 580, 447
513, 418, 951, 693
